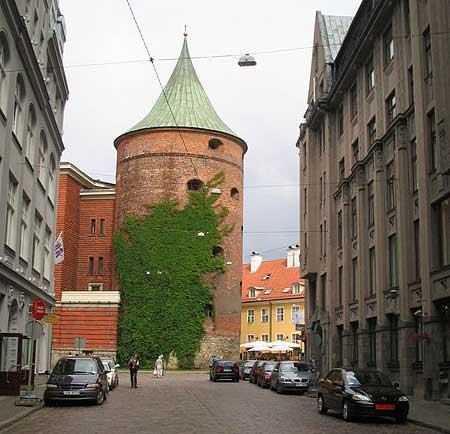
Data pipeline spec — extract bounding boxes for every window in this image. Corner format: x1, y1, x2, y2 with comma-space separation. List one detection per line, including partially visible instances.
367, 182, 374, 226
423, 27, 432, 76
366, 55, 375, 93
351, 140, 359, 166
367, 117, 376, 147
276, 334, 284, 341
88, 283, 102, 291
204, 304, 213, 318
339, 158, 345, 181
337, 105, 344, 137
319, 176, 323, 206
187, 179, 204, 191
37, 131, 47, 187
231, 188, 239, 200
411, 140, 418, 192
247, 334, 255, 342
32, 213, 42, 271
19, 195, 30, 260
90, 219, 96, 235
25, 105, 36, 163
389, 315, 399, 364
352, 258, 358, 301
0, 32, 10, 112
408, 67, 414, 106
43, 227, 51, 279
386, 91, 396, 124
317, 122, 325, 154
5, 176, 18, 248
389, 234, 399, 287
323, 220, 327, 257
262, 273, 271, 281
414, 315, 423, 362
435, 199, 450, 267
337, 326, 344, 367
383, 25, 394, 65
292, 283, 302, 295
48, 154, 56, 202
369, 248, 376, 295
338, 267, 343, 306
351, 198, 357, 239
387, 161, 396, 210
276, 307, 284, 322
351, 322, 359, 364
208, 138, 222, 150
261, 334, 269, 342
88, 257, 94, 275
249, 288, 256, 298
261, 308, 269, 323
99, 219, 106, 235
337, 211, 343, 250
350, 84, 357, 119
13, 75, 25, 137
291, 333, 301, 344
321, 274, 326, 311
368, 318, 377, 366
320, 224, 323, 257
291, 304, 300, 320
414, 220, 421, 281
247, 309, 255, 324
98, 257, 104, 275
428, 110, 437, 172
404, 0, 411, 36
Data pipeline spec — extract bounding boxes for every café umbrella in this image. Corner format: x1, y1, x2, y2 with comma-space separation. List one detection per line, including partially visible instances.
240, 341, 266, 349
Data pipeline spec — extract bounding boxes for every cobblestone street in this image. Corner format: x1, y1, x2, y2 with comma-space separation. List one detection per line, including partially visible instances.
0, 373, 443, 434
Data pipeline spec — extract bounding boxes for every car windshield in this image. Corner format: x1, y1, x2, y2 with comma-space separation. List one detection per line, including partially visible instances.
264, 364, 275, 372
256, 361, 265, 367
218, 361, 235, 368
53, 359, 97, 375
346, 371, 392, 387
280, 363, 309, 373
102, 362, 110, 370
244, 361, 255, 367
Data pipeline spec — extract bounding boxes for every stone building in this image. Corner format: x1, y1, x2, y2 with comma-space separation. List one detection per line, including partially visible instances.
297, 1, 449, 400
53, 35, 246, 367
0, 0, 68, 394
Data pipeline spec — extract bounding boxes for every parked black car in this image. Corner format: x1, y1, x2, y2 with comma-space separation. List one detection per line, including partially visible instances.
44, 356, 109, 406
249, 360, 265, 384
257, 362, 276, 388
270, 361, 312, 393
240, 360, 255, 380
317, 368, 409, 423
209, 360, 240, 382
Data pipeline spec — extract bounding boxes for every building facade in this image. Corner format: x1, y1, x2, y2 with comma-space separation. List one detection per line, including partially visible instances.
51, 163, 119, 364
0, 0, 68, 394
297, 1, 449, 400
241, 248, 305, 351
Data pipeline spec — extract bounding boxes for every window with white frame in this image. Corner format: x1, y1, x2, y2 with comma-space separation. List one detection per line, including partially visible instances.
37, 131, 47, 187
276, 334, 284, 341
43, 227, 51, 279
248, 288, 256, 298
48, 154, 56, 203
88, 283, 103, 291
247, 334, 255, 343
276, 307, 284, 322
19, 195, 30, 260
247, 309, 255, 324
261, 308, 269, 323
5, 176, 18, 248
25, 105, 36, 164
32, 212, 42, 271
261, 334, 269, 342
0, 32, 10, 113
291, 305, 300, 320
291, 333, 301, 343
292, 283, 302, 295
13, 75, 25, 138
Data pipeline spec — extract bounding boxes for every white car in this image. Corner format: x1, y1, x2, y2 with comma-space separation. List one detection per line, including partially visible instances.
101, 358, 120, 390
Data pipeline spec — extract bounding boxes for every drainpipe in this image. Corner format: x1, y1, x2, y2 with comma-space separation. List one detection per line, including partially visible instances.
269, 301, 273, 341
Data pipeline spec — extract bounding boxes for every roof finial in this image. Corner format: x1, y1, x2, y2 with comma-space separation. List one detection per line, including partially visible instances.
183, 25, 188, 38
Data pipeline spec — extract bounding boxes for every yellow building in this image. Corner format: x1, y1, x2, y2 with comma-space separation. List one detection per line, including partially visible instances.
241, 249, 305, 348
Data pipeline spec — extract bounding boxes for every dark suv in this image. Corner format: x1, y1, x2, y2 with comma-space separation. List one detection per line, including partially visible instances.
44, 356, 109, 405
209, 360, 240, 382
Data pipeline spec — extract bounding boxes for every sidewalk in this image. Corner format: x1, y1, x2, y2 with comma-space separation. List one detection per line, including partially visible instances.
0, 377, 46, 431
408, 397, 450, 434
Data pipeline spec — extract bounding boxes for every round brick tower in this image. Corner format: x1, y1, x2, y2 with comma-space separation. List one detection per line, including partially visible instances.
114, 36, 247, 366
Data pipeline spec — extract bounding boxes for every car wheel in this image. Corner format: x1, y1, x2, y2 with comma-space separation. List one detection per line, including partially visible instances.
96, 390, 105, 406
318, 395, 328, 414
234, 378, 239, 383
342, 401, 352, 422
276, 382, 282, 394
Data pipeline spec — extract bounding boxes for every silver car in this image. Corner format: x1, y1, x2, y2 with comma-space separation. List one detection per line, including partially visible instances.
270, 361, 313, 394
101, 357, 120, 390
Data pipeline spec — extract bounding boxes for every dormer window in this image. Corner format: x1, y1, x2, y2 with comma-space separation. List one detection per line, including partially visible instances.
262, 274, 271, 281
264, 289, 272, 295
282, 287, 291, 293
293, 283, 302, 295
249, 288, 256, 298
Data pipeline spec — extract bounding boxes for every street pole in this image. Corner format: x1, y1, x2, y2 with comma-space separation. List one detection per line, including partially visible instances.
26, 321, 35, 396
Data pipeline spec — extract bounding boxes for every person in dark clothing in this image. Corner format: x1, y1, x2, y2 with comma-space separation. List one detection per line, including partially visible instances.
128, 354, 140, 388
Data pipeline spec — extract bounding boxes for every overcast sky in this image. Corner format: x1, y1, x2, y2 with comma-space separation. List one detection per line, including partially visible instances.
58, 0, 361, 263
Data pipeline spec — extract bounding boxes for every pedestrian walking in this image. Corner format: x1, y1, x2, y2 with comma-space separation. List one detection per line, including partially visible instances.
128, 353, 140, 388
154, 355, 163, 378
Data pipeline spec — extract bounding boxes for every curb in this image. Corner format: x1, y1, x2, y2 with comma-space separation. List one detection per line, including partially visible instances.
0, 403, 43, 432
408, 417, 450, 434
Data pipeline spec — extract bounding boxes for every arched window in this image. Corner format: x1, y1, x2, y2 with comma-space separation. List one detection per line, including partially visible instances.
212, 246, 224, 257
48, 153, 56, 202
13, 74, 25, 138
25, 104, 36, 163
37, 131, 47, 188
231, 188, 240, 200
187, 179, 204, 191
208, 138, 222, 150
0, 32, 10, 113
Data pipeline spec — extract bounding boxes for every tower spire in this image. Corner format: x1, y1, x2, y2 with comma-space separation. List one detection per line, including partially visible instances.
184, 25, 188, 38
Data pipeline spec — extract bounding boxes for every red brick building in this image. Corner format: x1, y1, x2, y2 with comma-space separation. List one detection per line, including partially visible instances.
52, 35, 246, 366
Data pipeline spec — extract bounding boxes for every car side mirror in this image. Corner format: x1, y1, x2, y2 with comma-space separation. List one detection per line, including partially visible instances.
393, 381, 400, 389
115, 364, 120, 368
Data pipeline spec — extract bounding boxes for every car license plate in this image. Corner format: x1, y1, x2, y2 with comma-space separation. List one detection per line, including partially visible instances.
63, 390, 80, 396
223, 369, 232, 372
376, 404, 395, 410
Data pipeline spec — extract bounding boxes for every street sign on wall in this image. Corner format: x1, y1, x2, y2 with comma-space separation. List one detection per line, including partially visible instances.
31, 300, 46, 320
42, 314, 60, 325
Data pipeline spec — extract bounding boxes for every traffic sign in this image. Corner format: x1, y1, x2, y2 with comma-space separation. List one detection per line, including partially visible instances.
42, 314, 60, 325
31, 300, 46, 320
24, 320, 44, 340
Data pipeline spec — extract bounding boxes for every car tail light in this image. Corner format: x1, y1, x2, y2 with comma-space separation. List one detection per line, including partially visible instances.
264, 373, 271, 379
215, 366, 222, 373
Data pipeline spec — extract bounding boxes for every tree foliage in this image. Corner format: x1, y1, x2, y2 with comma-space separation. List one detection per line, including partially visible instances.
114, 173, 230, 368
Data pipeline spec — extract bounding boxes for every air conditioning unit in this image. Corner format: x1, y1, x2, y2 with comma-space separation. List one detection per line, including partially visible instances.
211, 188, 221, 194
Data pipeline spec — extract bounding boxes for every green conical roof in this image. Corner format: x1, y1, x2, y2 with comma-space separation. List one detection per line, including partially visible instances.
127, 37, 239, 139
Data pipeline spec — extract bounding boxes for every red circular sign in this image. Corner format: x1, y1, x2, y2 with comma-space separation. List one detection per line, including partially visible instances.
32, 299, 46, 320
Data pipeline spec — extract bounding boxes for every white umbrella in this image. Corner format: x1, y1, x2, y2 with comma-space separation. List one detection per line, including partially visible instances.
240, 340, 266, 349
247, 344, 271, 352
269, 344, 292, 352
287, 342, 302, 349
267, 340, 289, 347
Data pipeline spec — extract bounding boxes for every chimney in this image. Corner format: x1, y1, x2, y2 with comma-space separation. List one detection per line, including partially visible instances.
287, 245, 300, 268
250, 251, 263, 273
